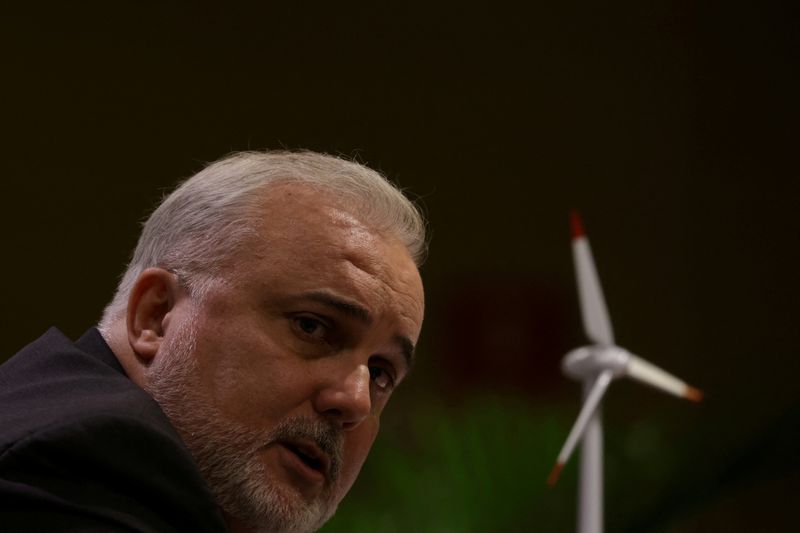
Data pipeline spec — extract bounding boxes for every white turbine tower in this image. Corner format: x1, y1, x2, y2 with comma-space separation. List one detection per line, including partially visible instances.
548, 211, 702, 533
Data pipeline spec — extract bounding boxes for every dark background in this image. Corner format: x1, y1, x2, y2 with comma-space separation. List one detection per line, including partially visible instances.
2, 2, 797, 531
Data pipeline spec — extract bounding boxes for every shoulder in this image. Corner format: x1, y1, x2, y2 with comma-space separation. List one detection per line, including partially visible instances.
0, 411, 226, 532
0, 329, 228, 532
0, 328, 164, 449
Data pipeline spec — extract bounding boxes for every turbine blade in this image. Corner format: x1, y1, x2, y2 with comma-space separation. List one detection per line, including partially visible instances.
571, 210, 614, 345
547, 370, 614, 486
626, 355, 703, 402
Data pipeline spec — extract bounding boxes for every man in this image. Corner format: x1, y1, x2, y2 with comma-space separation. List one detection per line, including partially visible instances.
0, 151, 427, 532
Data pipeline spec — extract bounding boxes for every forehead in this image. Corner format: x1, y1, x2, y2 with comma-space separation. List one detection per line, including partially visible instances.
249, 182, 391, 264
257, 183, 376, 250
234, 182, 425, 328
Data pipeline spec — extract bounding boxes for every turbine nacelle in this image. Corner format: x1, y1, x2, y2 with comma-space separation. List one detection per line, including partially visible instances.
562, 345, 630, 380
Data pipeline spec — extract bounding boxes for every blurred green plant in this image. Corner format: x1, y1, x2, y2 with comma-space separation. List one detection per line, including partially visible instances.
321, 393, 575, 532
321, 391, 683, 532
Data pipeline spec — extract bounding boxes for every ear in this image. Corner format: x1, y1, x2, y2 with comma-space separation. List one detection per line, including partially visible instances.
126, 267, 184, 362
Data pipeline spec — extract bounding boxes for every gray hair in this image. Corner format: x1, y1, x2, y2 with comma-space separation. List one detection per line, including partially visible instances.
98, 150, 427, 332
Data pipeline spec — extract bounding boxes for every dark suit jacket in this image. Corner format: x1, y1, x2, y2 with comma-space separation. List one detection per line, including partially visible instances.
0, 328, 228, 532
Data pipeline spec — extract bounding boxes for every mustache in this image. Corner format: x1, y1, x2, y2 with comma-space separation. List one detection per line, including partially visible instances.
268, 416, 344, 481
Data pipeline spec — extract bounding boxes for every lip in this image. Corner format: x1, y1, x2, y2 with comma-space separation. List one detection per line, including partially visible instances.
277, 438, 331, 485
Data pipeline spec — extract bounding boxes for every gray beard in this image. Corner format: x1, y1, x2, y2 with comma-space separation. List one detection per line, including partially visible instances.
142, 314, 343, 533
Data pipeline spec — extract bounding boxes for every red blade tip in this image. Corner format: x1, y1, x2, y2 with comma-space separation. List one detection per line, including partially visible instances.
547, 461, 565, 487
570, 209, 585, 239
685, 386, 704, 403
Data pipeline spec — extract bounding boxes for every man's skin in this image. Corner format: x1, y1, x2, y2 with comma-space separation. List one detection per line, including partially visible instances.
103, 183, 425, 531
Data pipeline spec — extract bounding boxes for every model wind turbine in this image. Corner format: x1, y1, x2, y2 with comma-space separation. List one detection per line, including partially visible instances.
547, 211, 702, 533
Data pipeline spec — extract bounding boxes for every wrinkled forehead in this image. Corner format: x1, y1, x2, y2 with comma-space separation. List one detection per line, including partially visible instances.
250, 182, 419, 284
251, 182, 380, 251
242, 183, 424, 319
254, 181, 361, 226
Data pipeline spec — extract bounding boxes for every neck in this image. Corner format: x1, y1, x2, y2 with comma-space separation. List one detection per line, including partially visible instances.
101, 321, 148, 387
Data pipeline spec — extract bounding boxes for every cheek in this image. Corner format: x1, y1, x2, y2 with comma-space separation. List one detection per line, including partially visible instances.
191, 325, 311, 425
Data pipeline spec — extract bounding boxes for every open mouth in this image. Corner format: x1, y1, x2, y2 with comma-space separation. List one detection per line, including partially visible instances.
284, 442, 327, 476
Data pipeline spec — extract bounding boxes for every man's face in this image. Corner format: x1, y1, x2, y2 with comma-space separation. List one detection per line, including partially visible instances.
145, 184, 425, 532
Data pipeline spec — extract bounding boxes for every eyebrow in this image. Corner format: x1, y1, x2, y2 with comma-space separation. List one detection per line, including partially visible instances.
301, 290, 416, 370
303, 290, 373, 324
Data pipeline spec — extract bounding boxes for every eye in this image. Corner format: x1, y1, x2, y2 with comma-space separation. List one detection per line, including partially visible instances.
369, 365, 396, 391
292, 315, 328, 341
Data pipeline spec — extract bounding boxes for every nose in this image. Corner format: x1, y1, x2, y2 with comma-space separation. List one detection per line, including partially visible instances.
313, 363, 372, 430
